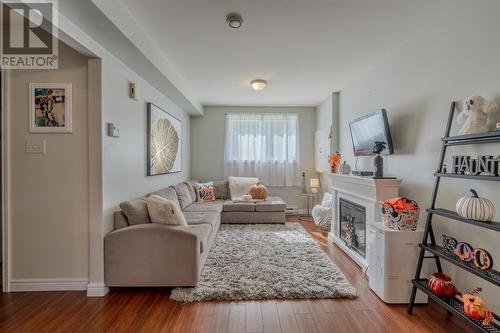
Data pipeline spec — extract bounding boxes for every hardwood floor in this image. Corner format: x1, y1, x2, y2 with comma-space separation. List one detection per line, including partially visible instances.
0, 217, 470, 332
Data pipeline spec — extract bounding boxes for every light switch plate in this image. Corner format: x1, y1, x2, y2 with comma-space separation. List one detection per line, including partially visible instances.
26, 140, 45, 153
107, 123, 120, 137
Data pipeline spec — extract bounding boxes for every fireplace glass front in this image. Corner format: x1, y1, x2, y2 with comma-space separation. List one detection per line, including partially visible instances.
339, 198, 367, 258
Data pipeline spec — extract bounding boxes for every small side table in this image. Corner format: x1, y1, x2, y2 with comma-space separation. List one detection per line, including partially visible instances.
299, 192, 317, 222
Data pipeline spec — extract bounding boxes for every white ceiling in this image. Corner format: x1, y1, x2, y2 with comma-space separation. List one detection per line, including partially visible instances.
110, 0, 454, 107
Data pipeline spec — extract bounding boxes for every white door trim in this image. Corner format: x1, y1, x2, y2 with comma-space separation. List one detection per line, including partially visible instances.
87, 58, 108, 297
1, 69, 9, 292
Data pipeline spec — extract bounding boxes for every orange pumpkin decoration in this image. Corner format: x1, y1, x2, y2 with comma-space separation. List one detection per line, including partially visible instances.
457, 293, 493, 326
428, 273, 456, 298
249, 183, 268, 200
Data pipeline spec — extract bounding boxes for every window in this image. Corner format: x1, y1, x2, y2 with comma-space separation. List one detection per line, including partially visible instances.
224, 113, 300, 186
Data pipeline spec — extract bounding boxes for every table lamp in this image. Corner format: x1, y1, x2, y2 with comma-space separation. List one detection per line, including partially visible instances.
310, 178, 319, 194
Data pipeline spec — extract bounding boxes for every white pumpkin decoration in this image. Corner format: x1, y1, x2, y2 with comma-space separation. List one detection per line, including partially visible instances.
456, 189, 496, 222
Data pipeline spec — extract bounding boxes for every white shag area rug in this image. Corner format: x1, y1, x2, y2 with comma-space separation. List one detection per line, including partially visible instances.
170, 223, 357, 302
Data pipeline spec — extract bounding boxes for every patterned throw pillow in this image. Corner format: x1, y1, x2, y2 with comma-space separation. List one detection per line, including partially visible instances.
195, 182, 216, 202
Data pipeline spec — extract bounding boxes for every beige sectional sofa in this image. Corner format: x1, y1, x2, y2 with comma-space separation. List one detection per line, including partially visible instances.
104, 180, 286, 287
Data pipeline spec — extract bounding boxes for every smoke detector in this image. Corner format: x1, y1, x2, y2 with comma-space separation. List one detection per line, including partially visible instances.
226, 13, 243, 29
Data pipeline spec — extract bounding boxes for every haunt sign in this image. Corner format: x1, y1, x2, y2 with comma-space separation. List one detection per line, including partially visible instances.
452, 155, 500, 176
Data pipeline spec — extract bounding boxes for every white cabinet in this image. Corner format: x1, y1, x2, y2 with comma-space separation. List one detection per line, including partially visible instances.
368, 223, 428, 304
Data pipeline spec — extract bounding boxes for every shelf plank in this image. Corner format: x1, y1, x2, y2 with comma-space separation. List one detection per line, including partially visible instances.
443, 131, 500, 145
420, 244, 500, 287
434, 173, 500, 181
412, 279, 500, 333
427, 208, 500, 232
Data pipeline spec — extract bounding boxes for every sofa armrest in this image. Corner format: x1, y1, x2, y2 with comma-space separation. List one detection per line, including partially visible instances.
104, 223, 203, 286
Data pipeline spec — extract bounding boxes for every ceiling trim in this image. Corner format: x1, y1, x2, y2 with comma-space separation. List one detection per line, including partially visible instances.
58, 0, 202, 115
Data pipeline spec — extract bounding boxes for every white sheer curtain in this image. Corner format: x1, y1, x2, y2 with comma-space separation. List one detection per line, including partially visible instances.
224, 113, 300, 186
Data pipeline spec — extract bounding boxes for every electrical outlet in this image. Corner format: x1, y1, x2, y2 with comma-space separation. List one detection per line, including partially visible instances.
26, 140, 45, 153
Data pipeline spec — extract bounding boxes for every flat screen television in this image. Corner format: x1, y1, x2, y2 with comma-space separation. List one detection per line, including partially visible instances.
349, 109, 394, 156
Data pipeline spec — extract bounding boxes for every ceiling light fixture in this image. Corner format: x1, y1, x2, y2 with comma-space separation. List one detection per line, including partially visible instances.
250, 79, 267, 91
226, 13, 243, 29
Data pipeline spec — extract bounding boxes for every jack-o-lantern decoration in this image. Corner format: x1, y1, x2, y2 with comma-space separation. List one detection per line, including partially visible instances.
428, 273, 456, 298
249, 183, 268, 200
457, 293, 493, 326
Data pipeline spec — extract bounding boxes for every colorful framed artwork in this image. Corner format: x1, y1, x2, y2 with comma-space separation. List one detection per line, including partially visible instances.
29, 83, 72, 133
147, 103, 182, 176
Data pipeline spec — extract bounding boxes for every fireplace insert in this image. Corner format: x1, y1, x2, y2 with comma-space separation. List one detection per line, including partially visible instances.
339, 198, 366, 258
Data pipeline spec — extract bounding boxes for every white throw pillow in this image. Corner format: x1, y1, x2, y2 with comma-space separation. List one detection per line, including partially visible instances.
146, 195, 188, 226
321, 192, 333, 208
228, 176, 259, 201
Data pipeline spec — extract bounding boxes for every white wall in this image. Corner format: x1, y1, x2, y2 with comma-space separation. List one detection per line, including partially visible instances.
6, 43, 90, 288
316, 94, 333, 132
337, 0, 500, 311
316, 92, 340, 194
101, 56, 191, 234
191, 106, 315, 209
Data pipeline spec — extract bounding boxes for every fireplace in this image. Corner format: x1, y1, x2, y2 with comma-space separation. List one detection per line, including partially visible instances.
339, 198, 366, 259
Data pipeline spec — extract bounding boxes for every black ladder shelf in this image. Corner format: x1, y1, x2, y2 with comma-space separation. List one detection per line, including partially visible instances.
407, 102, 500, 333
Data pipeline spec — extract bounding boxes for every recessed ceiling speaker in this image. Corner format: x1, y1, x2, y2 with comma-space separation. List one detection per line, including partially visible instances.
226, 13, 243, 29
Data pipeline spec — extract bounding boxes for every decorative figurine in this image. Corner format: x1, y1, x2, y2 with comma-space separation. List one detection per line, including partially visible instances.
442, 163, 447, 173
338, 161, 351, 175
456, 96, 497, 135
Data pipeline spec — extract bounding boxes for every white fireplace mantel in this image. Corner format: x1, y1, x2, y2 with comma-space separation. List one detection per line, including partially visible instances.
326, 173, 401, 270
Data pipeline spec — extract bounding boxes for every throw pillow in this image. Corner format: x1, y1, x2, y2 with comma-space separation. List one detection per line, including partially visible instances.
195, 182, 216, 202
149, 187, 180, 207
119, 198, 151, 225
321, 192, 333, 208
185, 180, 199, 202
146, 195, 188, 226
174, 183, 193, 209
212, 180, 229, 200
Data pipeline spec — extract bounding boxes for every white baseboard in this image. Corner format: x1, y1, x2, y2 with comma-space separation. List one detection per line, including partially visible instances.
9, 278, 88, 292
87, 282, 109, 297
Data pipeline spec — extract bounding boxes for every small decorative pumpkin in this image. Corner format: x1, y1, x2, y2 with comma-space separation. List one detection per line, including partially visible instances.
456, 189, 495, 222
242, 194, 252, 201
249, 183, 268, 200
457, 292, 493, 326
428, 273, 456, 298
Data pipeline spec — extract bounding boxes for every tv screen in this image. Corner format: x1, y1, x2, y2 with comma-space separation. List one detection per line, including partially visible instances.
349, 109, 394, 156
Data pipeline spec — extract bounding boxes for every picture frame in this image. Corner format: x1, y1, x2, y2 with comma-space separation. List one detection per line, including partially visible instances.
147, 103, 182, 176
29, 83, 72, 133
